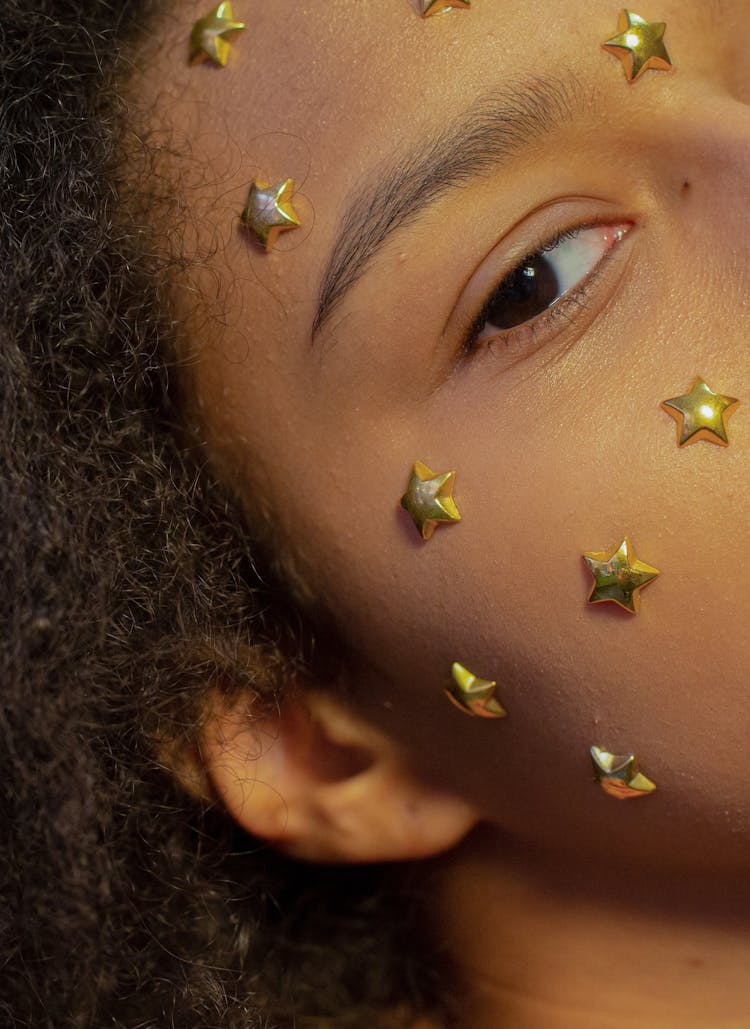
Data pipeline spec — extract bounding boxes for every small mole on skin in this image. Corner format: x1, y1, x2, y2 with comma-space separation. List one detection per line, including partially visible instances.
687, 957, 705, 969
681, 180, 691, 195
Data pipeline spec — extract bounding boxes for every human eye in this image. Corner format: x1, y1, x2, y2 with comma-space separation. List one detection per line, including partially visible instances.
462, 222, 632, 357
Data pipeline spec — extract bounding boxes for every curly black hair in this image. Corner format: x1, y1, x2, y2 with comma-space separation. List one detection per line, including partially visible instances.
0, 3, 446, 1026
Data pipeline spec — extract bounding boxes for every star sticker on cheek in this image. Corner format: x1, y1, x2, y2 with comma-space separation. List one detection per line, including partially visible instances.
189, 2, 246, 67
445, 663, 507, 719
240, 179, 301, 251
582, 537, 659, 614
661, 376, 740, 447
591, 746, 656, 799
601, 9, 673, 82
400, 461, 461, 540
420, 0, 470, 16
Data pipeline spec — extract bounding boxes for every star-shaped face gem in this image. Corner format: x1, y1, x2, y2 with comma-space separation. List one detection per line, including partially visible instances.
582, 537, 659, 614
591, 746, 656, 799
400, 461, 461, 540
445, 662, 507, 719
601, 10, 672, 82
189, 3, 246, 67
661, 376, 740, 447
241, 179, 301, 251
420, 0, 470, 16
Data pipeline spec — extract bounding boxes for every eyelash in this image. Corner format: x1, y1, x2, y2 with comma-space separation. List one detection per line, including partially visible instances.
461, 222, 626, 358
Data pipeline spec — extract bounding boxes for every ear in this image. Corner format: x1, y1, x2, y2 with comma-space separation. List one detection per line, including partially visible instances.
197, 686, 478, 863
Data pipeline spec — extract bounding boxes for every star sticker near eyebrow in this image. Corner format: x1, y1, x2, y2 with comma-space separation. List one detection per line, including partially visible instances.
189, 2, 246, 67
601, 9, 673, 82
661, 376, 740, 447
582, 537, 659, 614
420, 0, 470, 16
400, 461, 461, 541
445, 663, 507, 719
241, 179, 301, 251
590, 746, 656, 799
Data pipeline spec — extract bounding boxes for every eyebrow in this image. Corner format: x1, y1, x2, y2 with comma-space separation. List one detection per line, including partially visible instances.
312, 74, 585, 337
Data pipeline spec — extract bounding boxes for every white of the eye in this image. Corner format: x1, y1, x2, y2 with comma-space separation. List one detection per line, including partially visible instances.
544, 225, 625, 297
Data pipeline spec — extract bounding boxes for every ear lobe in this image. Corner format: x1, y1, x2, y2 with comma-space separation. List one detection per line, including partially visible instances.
199, 687, 478, 864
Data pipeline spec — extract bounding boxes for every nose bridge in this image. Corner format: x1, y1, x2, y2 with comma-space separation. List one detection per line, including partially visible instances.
670, 0, 750, 105
711, 0, 750, 105
658, 83, 750, 187
644, 83, 750, 335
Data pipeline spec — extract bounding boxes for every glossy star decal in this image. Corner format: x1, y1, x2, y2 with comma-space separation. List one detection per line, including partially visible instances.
189, 2, 246, 67
591, 746, 656, 799
582, 537, 659, 614
601, 10, 672, 82
420, 0, 470, 16
241, 178, 301, 251
661, 376, 739, 447
400, 461, 461, 540
445, 662, 507, 719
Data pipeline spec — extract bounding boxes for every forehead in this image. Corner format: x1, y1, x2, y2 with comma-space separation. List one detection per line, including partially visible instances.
147, 2, 597, 220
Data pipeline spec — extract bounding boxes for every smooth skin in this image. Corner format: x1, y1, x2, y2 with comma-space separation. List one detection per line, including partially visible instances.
141, 1, 750, 1025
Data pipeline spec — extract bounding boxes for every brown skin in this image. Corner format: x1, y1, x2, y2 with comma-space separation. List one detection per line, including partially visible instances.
144, 1, 750, 1024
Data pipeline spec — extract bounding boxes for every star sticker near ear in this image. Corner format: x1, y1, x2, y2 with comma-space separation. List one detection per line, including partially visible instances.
601, 10, 672, 82
400, 461, 461, 541
420, 0, 470, 16
661, 376, 740, 447
582, 537, 659, 614
241, 179, 301, 251
591, 746, 656, 799
445, 663, 507, 719
189, 2, 246, 67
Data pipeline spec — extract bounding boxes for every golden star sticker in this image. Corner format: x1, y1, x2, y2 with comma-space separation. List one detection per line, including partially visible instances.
661, 376, 740, 447
421, 0, 471, 16
445, 663, 507, 719
591, 746, 656, 799
189, 2, 246, 67
582, 537, 659, 614
400, 461, 461, 541
241, 179, 301, 251
601, 10, 673, 82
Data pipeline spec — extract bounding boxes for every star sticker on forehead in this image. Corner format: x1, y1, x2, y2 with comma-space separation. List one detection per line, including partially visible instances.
420, 0, 471, 16
661, 376, 740, 447
189, 2, 246, 67
582, 537, 659, 614
601, 10, 673, 82
241, 178, 301, 251
445, 663, 507, 719
590, 746, 656, 799
400, 461, 461, 541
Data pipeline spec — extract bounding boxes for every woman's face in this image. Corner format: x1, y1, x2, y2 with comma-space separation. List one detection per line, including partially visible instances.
150, 0, 750, 871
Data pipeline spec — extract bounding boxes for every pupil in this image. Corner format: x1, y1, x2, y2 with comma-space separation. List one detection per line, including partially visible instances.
484, 253, 561, 329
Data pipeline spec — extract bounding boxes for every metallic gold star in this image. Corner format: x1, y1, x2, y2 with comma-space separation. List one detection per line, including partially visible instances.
189, 2, 246, 67
591, 745, 656, 799
601, 10, 672, 82
241, 179, 301, 251
445, 662, 507, 719
582, 537, 659, 614
661, 376, 739, 447
400, 461, 461, 541
421, 0, 471, 16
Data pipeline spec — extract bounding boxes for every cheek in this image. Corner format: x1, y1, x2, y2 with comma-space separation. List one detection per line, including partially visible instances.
274, 290, 750, 864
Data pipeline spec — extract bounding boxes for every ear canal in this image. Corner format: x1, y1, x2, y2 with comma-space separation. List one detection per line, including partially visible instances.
198, 687, 479, 864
